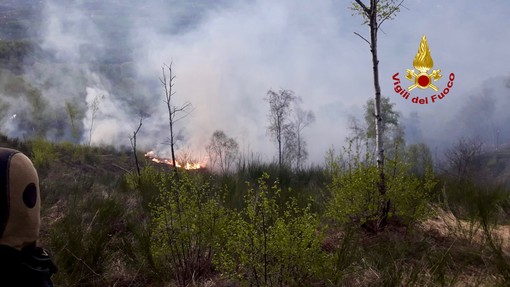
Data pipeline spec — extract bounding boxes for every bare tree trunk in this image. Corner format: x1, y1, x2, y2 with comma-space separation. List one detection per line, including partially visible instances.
368, 0, 387, 197
160, 62, 191, 175
278, 135, 282, 168
296, 130, 301, 170
87, 95, 102, 146
369, 0, 390, 230
266, 89, 296, 170
129, 117, 143, 177
163, 65, 178, 172
169, 110, 177, 170
354, 0, 404, 230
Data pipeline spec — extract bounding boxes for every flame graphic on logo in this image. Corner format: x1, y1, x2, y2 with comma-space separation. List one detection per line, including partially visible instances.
405, 35, 442, 91
413, 35, 434, 73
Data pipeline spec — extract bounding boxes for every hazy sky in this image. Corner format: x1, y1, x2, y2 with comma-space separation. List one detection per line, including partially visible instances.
12, 0, 510, 165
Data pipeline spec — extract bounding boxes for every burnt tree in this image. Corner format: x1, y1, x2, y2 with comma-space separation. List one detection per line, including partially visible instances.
265, 89, 297, 169
160, 62, 191, 174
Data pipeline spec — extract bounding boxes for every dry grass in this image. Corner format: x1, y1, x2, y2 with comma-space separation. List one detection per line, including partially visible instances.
422, 207, 510, 255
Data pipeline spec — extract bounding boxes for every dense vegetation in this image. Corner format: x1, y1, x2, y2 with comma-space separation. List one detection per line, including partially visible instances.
1, 133, 509, 286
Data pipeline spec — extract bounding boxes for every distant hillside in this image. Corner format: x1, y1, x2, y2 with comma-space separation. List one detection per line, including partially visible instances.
0, 0, 42, 40
0, 0, 42, 72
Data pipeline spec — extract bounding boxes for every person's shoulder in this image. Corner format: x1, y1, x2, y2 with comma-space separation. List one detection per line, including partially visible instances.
0, 243, 57, 286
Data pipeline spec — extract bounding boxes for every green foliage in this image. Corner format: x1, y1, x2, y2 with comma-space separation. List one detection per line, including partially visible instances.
222, 159, 327, 213
386, 152, 436, 223
360, 97, 405, 160
327, 143, 381, 225
65, 101, 83, 141
31, 138, 57, 169
405, 143, 434, 177
218, 172, 326, 286
149, 171, 226, 286
56, 142, 101, 165
364, 97, 400, 140
350, 0, 403, 25
327, 140, 435, 226
125, 165, 165, 211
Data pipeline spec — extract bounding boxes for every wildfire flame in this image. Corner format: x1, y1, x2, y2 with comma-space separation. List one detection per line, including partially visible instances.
413, 35, 434, 73
144, 150, 205, 170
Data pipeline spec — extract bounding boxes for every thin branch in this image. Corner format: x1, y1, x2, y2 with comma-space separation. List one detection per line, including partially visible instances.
377, 0, 405, 30
65, 247, 102, 278
129, 117, 143, 139
354, 0, 370, 15
112, 163, 130, 172
173, 111, 193, 124
129, 117, 144, 176
354, 32, 371, 45
171, 102, 193, 123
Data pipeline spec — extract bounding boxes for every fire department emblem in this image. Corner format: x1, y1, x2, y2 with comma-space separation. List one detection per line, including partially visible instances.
405, 35, 442, 91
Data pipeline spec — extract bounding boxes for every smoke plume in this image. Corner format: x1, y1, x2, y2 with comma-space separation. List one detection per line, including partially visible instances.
0, 0, 509, 165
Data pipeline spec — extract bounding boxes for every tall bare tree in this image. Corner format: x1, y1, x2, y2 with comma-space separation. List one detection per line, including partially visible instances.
65, 101, 82, 142
129, 117, 143, 177
282, 127, 297, 168
351, 0, 404, 229
292, 107, 315, 170
160, 62, 191, 173
265, 89, 297, 168
206, 130, 239, 174
444, 137, 483, 183
86, 94, 103, 146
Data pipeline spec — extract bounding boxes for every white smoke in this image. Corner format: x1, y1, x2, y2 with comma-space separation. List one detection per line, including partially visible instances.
1, 0, 509, 165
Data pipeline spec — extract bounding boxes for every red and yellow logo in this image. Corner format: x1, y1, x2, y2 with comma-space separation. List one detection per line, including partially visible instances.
405, 35, 441, 91
392, 35, 455, 105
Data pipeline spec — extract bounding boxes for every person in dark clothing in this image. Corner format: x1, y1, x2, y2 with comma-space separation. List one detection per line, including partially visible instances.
0, 148, 57, 286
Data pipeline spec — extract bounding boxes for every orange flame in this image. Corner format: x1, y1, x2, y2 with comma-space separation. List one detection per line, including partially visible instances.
144, 150, 205, 170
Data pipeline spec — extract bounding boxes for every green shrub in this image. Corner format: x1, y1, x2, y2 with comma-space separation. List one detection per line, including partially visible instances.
125, 165, 165, 211
71, 144, 86, 163
149, 171, 226, 286
386, 153, 436, 224
218, 172, 326, 286
326, 141, 435, 227
62, 144, 101, 165
31, 138, 57, 169
58, 141, 75, 155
